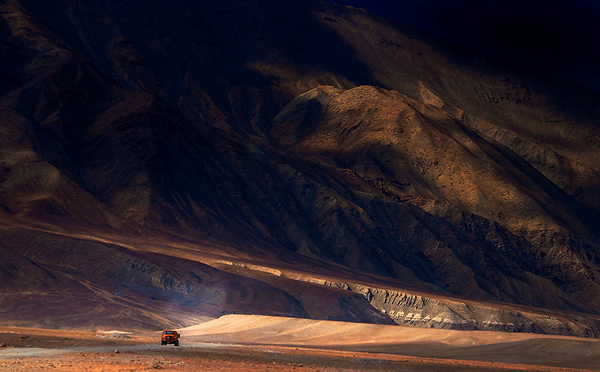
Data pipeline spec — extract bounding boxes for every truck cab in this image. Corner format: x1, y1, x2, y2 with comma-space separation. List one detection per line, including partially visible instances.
160, 330, 180, 346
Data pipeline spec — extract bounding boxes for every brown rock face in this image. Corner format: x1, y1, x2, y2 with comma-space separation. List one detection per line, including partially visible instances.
1, 0, 600, 334
268, 84, 600, 310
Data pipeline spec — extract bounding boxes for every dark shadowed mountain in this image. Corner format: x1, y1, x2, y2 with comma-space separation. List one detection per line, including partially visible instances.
330, 0, 600, 91
1, 0, 600, 336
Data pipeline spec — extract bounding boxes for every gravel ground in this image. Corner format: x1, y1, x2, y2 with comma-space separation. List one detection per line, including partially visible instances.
0, 327, 588, 372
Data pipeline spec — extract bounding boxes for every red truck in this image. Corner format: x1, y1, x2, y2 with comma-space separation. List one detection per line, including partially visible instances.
160, 330, 180, 346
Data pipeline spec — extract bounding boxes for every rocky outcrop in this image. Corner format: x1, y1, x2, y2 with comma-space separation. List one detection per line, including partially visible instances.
350, 285, 599, 337
261, 274, 600, 338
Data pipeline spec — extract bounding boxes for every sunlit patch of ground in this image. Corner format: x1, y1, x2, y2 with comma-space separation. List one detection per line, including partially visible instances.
1, 317, 598, 371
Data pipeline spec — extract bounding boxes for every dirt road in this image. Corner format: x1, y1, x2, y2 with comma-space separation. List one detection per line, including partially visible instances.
0, 324, 595, 371
0, 341, 590, 371
0, 342, 585, 372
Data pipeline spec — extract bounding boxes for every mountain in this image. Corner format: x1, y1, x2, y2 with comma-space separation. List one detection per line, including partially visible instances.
1, 0, 600, 336
331, 0, 600, 91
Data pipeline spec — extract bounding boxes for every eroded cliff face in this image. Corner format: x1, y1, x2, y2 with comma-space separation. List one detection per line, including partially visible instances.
347, 284, 598, 337
1, 0, 600, 333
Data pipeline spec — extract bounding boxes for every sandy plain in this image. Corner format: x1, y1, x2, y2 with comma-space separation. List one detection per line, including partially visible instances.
1, 315, 598, 371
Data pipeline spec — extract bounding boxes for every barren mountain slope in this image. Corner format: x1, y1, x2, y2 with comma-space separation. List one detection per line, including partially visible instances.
1, 0, 600, 334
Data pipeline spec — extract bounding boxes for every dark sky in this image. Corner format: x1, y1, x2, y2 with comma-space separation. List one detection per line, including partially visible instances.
328, 0, 600, 89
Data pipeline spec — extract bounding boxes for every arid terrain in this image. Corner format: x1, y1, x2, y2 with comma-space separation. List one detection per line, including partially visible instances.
1, 0, 600, 370
1, 315, 599, 371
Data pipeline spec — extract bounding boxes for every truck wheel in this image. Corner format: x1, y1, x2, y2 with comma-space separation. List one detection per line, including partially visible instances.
161, 341, 166, 345
174, 340, 179, 346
